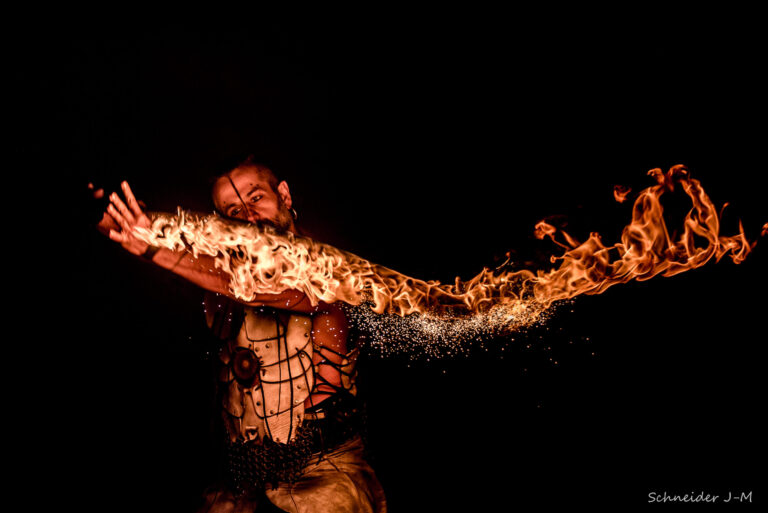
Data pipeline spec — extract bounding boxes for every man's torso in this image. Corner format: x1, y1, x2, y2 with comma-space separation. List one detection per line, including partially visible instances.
218, 306, 358, 445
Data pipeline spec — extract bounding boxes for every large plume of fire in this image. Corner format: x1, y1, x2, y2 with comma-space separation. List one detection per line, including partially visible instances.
133, 165, 755, 332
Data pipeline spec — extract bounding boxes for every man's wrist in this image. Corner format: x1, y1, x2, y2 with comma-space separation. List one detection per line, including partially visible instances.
141, 244, 161, 262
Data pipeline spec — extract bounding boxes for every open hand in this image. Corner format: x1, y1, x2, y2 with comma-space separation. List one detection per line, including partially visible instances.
105, 181, 152, 256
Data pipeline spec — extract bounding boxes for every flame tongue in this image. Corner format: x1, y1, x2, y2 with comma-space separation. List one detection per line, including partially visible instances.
133, 165, 755, 330
531, 165, 754, 303
613, 184, 632, 203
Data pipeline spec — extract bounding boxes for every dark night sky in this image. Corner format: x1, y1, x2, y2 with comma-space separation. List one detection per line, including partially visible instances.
13, 15, 766, 511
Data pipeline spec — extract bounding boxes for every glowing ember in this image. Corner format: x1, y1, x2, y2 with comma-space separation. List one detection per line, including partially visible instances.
133, 165, 755, 342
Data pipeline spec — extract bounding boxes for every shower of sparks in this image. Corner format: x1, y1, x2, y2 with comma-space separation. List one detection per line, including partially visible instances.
341, 299, 568, 360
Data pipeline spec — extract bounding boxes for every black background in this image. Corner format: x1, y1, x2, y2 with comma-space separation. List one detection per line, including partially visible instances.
13, 13, 766, 511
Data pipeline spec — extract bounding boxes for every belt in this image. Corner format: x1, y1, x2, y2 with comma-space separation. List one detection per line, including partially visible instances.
226, 406, 364, 495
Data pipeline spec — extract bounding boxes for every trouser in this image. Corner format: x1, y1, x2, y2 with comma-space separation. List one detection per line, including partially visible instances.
198, 436, 387, 513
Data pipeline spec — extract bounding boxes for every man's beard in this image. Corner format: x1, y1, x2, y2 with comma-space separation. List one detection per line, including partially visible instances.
260, 200, 293, 232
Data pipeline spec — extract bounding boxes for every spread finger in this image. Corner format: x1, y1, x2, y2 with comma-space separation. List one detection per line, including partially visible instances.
121, 181, 143, 218
109, 229, 127, 243
110, 192, 136, 224
107, 204, 132, 233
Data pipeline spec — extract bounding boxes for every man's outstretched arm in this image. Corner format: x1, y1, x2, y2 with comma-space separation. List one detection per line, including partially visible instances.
101, 180, 315, 313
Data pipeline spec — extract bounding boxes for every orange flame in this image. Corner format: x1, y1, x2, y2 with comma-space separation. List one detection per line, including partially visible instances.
134, 165, 755, 329
613, 184, 632, 203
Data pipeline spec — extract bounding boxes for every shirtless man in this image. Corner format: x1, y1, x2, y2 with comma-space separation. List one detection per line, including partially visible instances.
99, 157, 387, 512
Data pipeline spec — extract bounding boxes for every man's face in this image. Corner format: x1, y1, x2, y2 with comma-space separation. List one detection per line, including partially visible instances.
212, 167, 294, 232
